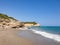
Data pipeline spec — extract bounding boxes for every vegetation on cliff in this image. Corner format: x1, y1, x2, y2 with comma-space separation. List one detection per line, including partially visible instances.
0, 13, 16, 21
0, 13, 24, 29
23, 22, 37, 25
0, 13, 39, 29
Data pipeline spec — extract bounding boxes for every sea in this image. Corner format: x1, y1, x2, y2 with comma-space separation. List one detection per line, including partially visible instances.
30, 26, 60, 42
17, 26, 60, 45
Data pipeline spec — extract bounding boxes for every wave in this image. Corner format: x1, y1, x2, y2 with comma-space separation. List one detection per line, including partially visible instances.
31, 29, 60, 42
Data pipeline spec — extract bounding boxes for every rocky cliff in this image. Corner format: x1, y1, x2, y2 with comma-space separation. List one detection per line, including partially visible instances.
0, 13, 40, 29
22, 22, 40, 27
0, 13, 24, 29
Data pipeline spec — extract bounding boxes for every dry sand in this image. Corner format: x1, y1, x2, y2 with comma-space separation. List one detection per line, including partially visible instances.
0, 29, 34, 45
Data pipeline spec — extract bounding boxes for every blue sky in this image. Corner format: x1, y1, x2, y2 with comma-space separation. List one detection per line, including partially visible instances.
0, 0, 60, 26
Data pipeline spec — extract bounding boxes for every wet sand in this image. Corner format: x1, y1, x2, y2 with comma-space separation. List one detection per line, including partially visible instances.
18, 30, 60, 45
0, 28, 60, 45
0, 29, 34, 45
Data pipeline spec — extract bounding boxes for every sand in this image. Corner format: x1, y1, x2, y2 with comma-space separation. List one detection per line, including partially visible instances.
0, 29, 34, 45
0, 28, 60, 45
17, 30, 60, 45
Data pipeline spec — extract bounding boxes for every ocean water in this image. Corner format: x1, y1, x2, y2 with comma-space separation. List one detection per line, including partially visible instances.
30, 26, 60, 42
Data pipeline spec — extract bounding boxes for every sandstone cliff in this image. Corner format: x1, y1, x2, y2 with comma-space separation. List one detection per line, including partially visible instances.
0, 13, 40, 29
22, 22, 40, 27
0, 13, 24, 29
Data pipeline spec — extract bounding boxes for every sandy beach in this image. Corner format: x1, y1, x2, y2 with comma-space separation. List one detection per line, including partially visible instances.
0, 28, 60, 45
17, 30, 60, 45
0, 29, 34, 45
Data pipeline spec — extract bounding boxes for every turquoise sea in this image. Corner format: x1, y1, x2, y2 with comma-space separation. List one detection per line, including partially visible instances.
18, 26, 60, 45
30, 26, 60, 42
31, 26, 60, 35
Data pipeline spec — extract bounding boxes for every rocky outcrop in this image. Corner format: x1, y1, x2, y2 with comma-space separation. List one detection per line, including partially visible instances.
23, 22, 40, 27
0, 13, 24, 29
0, 13, 40, 29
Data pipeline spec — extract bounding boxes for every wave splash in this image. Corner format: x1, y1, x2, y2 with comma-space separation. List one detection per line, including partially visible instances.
31, 29, 60, 42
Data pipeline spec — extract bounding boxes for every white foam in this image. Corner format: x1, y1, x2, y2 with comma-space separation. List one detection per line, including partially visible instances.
32, 29, 60, 42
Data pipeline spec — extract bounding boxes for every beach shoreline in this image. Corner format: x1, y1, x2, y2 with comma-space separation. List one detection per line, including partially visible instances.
17, 29, 60, 45
0, 28, 60, 45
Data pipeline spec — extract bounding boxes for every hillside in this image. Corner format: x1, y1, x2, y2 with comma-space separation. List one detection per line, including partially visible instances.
0, 13, 16, 20
0, 13, 24, 29
0, 13, 40, 29
22, 22, 40, 26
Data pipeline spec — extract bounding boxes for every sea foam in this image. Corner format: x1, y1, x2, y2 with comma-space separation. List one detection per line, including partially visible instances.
32, 29, 60, 42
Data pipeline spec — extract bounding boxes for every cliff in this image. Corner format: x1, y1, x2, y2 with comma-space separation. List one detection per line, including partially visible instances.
0, 13, 40, 29
0, 13, 24, 29
23, 22, 40, 27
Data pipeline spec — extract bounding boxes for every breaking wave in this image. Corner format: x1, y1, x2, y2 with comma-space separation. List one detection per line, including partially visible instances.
31, 29, 60, 42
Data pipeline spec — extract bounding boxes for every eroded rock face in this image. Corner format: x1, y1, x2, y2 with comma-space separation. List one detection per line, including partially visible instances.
0, 20, 24, 29
0, 13, 24, 29
0, 13, 40, 29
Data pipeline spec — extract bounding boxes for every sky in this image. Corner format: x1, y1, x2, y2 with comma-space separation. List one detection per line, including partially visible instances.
0, 0, 60, 26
